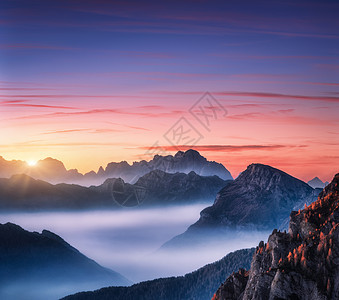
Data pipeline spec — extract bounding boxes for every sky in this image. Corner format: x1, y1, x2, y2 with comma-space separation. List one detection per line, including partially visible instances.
0, 0, 338, 182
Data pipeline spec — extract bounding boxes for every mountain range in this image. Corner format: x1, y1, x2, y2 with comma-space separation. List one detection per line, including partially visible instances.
0, 150, 232, 186
213, 172, 339, 300
62, 170, 339, 300
308, 176, 329, 189
162, 164, 321, 249
0, 170, 227, 210
62, 248, 254, 300
0, 222, 130, 300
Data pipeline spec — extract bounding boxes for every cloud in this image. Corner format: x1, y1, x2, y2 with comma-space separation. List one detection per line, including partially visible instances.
137, 144, 307, 153
40, 128, 125, 135
0, 87, 57, 91
0, 100, 77, 109
151, 91, 339, 103
9, 107, 185, 121
0, 43, 78, 50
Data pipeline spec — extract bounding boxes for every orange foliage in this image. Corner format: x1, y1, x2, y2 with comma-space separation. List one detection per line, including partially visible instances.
287, 251, 292, 262
327, 279, 331, 292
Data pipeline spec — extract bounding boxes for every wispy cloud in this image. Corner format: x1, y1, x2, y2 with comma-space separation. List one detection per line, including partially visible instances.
152, 91, 339, 103
41, 128, 124, 135
137, 144, 307, 153
0, 43, 78, 50
9, 107, 185, 121
0, 100, 77, 109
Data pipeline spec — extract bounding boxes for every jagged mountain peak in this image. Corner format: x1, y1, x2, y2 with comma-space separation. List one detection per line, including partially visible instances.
308, 176, 329, 189
174, 150, 185, 157
235, 163, 310, 192
181, 149, 206, 161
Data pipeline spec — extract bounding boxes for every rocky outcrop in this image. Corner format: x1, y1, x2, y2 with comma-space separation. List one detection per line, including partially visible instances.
213, 172, 339, 300
212, 269, 249, 300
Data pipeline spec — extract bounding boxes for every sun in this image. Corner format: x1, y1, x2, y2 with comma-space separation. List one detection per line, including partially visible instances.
27, 160, 37, 167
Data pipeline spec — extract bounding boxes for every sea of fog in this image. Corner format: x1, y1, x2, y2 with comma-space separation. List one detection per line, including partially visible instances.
0, 205, 269, 283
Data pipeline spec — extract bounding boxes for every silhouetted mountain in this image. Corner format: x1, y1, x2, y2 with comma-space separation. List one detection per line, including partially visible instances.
0, 222, 130, 300
62, 248, 254, 300
0, 150, 232, 186
0, 170, 226, 210
213, 172, 339, 300
162, 164, 320, 249
94, 149, 232, 184
0, 174, 118, 210
308, 176, 329, 189
0, 156, 83, 184
134, 170, 230, 205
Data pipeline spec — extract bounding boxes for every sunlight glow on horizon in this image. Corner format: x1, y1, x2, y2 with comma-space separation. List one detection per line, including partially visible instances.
27, 160, 37, 167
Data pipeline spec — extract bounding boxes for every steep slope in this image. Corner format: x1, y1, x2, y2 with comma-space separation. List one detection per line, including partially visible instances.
0, 222, 130, 300
162, 164, 320, 249
213, 172, 339, 300
0, 150, 232, 185
62, 248, 254, 300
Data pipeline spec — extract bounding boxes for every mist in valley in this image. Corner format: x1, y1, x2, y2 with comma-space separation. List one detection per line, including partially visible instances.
0, 204, 269, 283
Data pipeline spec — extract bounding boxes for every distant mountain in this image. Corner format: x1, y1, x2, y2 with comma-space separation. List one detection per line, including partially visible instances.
0, 222, 130, 300
0, 170, 227, 210
62, 248, 254, 300
308, 176, 329, 189
0, 150, 232, 185
0, 174, 118, 210
133, 169, 230, 205
213, 172, 339, 300
0, 156, 84, 184
162, 164, 320, 249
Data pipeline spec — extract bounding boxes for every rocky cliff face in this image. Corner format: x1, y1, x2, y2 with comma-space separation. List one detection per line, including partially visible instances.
213, 172, 339, 300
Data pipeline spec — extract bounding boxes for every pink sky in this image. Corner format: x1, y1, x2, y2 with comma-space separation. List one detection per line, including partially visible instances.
1, 0, 338, 183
